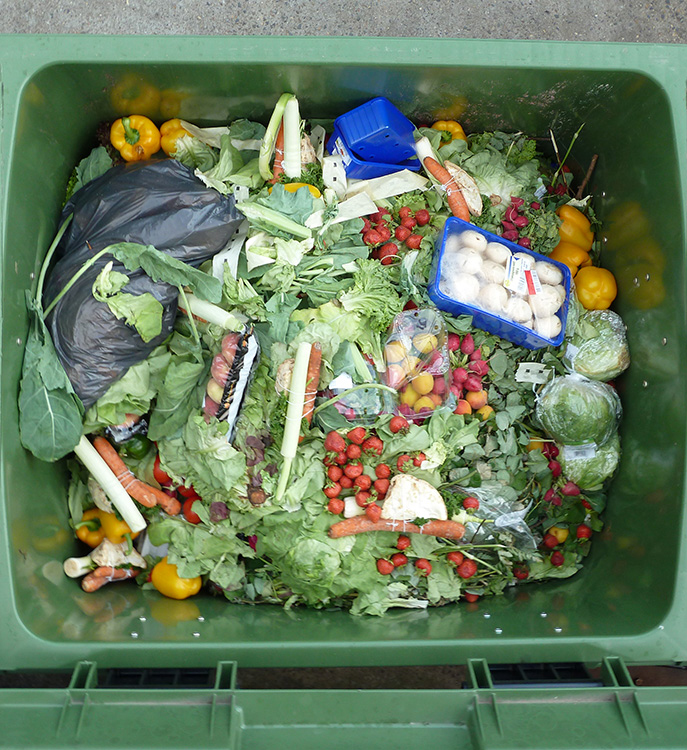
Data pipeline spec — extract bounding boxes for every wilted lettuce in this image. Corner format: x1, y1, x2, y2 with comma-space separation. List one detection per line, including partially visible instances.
559, 433, 621, 489
536, 374, 621, 446
565, 309, 630, 382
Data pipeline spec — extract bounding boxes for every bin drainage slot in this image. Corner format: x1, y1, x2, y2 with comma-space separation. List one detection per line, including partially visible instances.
487, 662, 603, 689
99, 667, 216, 689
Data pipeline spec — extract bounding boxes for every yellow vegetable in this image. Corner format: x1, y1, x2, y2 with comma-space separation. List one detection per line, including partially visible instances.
110, 115, 161, 162
151, 557, 202, 600
431, 120, 467, 142
549, 526, 569, 544
160, 118, 191, 156
575, 266, 618, 310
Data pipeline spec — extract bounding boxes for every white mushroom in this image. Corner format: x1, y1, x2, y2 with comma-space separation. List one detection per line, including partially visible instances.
534, 315, 562, 339
504, 296, 533, 324
381, 474, 447, 521
529, 285, 562, 317
459, 230, 487, 253
550, 283, 567, 305
480, 260, 507, 285
478, 283, 508, 313
443, 233, 462, 255
451, 248, 483, 275
439, 272, 481, 303
513, 252, 535, 270
485, 242, 511, 265
534, 261, 563, 286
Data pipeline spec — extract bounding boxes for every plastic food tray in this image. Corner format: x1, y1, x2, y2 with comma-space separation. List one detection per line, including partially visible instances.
327, 124, 421, 179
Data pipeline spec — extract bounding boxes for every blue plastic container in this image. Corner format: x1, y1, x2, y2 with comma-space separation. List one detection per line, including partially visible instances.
327, 125, 421, 180
335, 97, 417, 163
428, 217, 572, 350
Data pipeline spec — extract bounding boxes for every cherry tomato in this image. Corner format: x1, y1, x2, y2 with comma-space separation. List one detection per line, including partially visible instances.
153, 454, 172, 486
178, 485, 198, 499
182, 497, 201, 524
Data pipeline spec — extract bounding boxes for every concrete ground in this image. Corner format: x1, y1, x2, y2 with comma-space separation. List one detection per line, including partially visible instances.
0, 0, 685, 42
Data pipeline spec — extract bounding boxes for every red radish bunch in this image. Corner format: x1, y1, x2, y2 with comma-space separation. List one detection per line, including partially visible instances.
500, 196, 533, 249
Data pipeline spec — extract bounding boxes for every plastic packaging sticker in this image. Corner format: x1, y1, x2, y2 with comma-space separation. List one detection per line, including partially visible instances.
565, 342, 580, 361
504, 254, 526, 293
524, 268, 542, 295
562, 443, 598, 460
515, 362, 552, 384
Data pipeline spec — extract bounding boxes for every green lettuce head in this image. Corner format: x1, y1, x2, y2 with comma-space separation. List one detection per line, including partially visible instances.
559, 432, 621, 490
535, 374, 621, 446
281, 538, 342, 603
565, 309, 630, 382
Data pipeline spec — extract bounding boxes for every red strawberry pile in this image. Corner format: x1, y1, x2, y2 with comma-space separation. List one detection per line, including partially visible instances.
362, 205, 432, 266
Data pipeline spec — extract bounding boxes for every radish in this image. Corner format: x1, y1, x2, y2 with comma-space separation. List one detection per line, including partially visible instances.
452, 367, 468, 384
460, 334, 475, 355
464, 374, 482, 392
447, 332, 462, 351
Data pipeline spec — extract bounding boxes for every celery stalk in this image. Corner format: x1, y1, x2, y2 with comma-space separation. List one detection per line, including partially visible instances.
259, 93, 294, 181
282, 97, 302, 179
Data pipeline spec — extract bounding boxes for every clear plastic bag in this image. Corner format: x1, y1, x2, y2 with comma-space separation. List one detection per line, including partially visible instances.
564, 309, 630, 382
383, 308, 453, 421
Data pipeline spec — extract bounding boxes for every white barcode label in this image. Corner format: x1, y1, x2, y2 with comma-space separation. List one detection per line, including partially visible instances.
515, 362, 552, 384
565, 343, 580, 361
334, 138, 351, 166
562, 443, 598, 460
504, 255, 525, 292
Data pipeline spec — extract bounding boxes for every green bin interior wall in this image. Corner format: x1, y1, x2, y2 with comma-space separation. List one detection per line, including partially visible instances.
1, 37, 686, 669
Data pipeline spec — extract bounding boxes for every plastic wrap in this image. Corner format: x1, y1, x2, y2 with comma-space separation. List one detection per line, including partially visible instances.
44, 159, 244, 409
559, 432, 621, 490
564, 309, 630, 382
383, 308, 453, 421
535, 373, 622, 447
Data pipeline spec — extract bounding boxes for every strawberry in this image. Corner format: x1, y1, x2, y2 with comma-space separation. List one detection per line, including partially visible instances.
391, 552, 408, 567
373, 477, 390, 496
335, 451, 347, 466
576, 524, 592, 539
548, 460, 562, 478
464, 592, 480, 603
355, 490, 372, 507
395, 225, 411, 242
462, 496, 480, 510
354, 474, 372, 491
551, 551, 565, 567
398, 206, 413, 219
347, 426, 367, 445
413, 452, 426, 467
327, 465, 343, 482
377, 558, 395, 575
339, 475, 354, 489
397, 454, 412, 472
543, 533, 559, 549
400, 216, 417, 229
415, 208, 430, 226
447, 551, 465, 566
389, 415, 410, 434
379, 242, 399, 265
365, 502, 382, 522
346, 443, 362, 460
375, 463, 391, 479
513, 564, 529, 580
344, 462, 364, 479
362, 435, 384, 456
324, 431, 346, 453
396, 535, 411, 550
323, 483, 341, 499
456, 559, 477, 579
405, 234, 422, 249
415, 558, 432, 576
327, 498, 345, 515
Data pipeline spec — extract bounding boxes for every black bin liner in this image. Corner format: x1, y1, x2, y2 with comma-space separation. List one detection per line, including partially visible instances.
44, 159, 243, 409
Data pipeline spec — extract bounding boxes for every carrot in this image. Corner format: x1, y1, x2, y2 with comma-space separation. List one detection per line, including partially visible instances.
302, 341, 322, 426
269, 121, 285, 185
422, 156, 471, 221
81, 566, 140, 593
328, 516, 466, 540
92, 436, 181, 516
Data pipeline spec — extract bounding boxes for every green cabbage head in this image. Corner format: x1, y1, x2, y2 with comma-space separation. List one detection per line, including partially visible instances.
565, 309, 630, 382
559, 432, 621, 489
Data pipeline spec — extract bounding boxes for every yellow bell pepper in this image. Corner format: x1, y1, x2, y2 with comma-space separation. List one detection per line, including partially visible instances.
575, 266, 618, 310
549, 526, 569, 544
160, 118, 192, 156
151, 557, 202, 600
110, 115, 161, 162
98, 510, 140, 545
74, 508, 105, 548
431, 120, 467, 142
110, 74, 160, 117
556, 205, 594, 252
549, 241, 591, 277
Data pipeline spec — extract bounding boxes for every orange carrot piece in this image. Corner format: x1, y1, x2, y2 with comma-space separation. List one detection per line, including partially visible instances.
328, 516, 466, 540
81, 566, 140, 593
423, 156, 471, 221
92, 436, 181, 516
269, 122, 285, 185
302, 342, 322, 426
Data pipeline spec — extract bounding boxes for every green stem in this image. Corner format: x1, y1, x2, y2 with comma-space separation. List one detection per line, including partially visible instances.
177, 286, 201, 350
274, 456, 293, 504
122, 117, 141, 146
35, 214, 73, 307
43, 246, 110, 319
551, 123, 585, 185
312, 383, 397, 416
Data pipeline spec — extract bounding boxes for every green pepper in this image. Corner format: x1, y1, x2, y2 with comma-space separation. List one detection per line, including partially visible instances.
120, 435, 152, 460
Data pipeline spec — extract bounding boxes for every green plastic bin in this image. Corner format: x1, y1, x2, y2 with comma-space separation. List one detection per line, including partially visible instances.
2, 35, 687, 746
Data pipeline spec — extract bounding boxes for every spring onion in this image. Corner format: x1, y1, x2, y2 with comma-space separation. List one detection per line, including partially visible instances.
180, 291, 243, 330
74, 436, 147, 534
274, 341, 312, 503
282, 97, 302, 179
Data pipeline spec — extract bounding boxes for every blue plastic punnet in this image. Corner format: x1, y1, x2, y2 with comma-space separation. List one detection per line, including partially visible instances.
428, 217, 572, 350
327, 125, 421, 180
334, 97, 417, 163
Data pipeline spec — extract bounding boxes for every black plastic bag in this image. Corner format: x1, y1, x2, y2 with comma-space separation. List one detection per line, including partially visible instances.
44, 159, 243, 409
